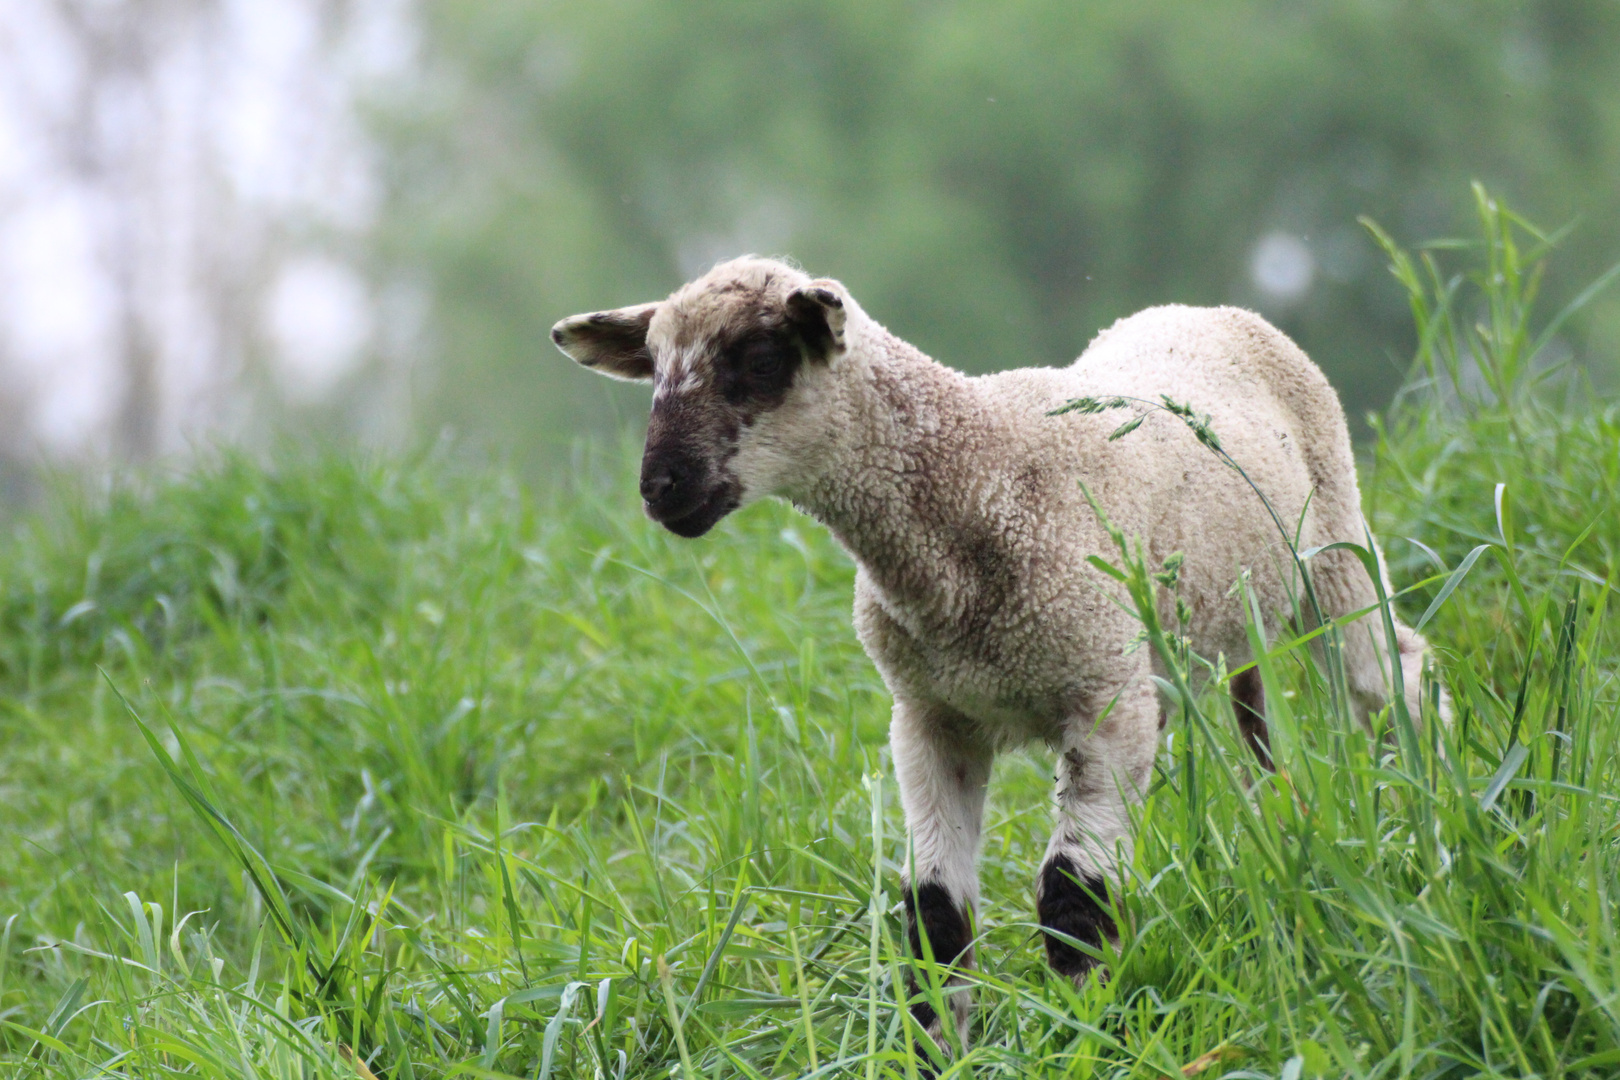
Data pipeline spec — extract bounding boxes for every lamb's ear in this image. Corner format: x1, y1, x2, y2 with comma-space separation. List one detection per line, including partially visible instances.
785, 280, 847, 360
550, 302, 659, 381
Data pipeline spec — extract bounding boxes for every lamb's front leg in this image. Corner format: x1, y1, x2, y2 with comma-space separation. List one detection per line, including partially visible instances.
1038, 679, 1158, 982
890, 700, 992, 1053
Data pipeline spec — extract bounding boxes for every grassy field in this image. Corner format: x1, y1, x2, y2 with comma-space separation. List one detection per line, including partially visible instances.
2, 199, 1618, 1079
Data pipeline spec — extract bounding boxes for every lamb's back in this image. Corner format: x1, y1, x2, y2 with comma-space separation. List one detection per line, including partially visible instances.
974, 305, 1358, 661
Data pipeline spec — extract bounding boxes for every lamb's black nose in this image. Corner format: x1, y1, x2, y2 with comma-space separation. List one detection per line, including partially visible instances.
640, 465, 681, 506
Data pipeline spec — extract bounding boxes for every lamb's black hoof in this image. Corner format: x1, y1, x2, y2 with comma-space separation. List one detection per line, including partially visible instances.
903, 880, 973, 1066
1036, 854, 1115, 979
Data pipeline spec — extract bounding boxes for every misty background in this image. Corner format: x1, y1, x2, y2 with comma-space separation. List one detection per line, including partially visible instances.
2, 0, 1617, 482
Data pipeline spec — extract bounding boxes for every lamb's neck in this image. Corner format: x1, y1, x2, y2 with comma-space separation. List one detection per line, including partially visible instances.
792, 329, 990, 598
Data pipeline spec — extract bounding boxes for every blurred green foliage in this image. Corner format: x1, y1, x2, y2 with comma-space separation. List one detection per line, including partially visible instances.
374, 0, 1620, 460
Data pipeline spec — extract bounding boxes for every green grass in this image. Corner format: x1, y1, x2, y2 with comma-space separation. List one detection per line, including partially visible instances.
2, 195, 1618, 1079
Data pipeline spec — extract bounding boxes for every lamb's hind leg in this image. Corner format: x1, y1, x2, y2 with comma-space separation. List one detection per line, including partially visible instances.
890, 700, 992, 1053
1231, 667, 1273, 770
1039, 677, 1158, 982
1342, 617, 1449, 729
1312, 543, 1449, 729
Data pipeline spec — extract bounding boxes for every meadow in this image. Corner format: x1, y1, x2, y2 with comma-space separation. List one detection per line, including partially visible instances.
2, 196, 1617, 1078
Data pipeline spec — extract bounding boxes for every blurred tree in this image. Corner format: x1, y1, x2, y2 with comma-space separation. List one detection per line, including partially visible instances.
374, 0, 1620, 462
0, 0, 414, 475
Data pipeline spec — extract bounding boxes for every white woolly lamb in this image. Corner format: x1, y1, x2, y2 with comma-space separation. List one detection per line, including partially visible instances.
551, 256, 1441, 1049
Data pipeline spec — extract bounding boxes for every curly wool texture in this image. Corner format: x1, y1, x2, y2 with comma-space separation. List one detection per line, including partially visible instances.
774, 287, 1427, 746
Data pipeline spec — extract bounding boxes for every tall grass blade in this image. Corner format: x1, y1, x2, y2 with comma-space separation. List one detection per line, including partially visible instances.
1480, 744, 1529, 812
1414, 544, 1489, 632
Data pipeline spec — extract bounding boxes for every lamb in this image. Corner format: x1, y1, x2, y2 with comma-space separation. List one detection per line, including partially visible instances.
551, 256, 1441, 1050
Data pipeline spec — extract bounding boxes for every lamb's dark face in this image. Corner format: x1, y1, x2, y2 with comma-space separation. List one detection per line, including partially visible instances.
551, 258, 846, 537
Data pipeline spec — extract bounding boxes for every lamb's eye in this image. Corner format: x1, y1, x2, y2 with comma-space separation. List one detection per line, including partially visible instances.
747, 347, 784, 377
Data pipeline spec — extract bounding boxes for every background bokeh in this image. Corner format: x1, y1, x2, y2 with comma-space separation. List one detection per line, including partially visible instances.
3, 0, 1618, 477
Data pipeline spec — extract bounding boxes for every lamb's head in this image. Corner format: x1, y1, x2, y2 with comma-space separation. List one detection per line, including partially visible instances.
551, 257, 848, 537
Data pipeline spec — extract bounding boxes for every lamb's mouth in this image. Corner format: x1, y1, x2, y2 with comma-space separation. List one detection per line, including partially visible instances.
648, 483, 740, 538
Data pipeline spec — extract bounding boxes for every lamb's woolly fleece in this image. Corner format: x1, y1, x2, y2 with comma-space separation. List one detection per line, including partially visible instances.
765, 272, 1434, 915
779, 290, 1424, 743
